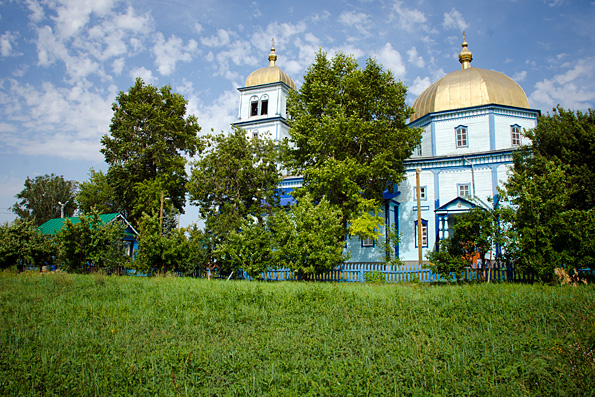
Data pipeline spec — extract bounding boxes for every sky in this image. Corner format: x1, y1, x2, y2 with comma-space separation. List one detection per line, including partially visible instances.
0, 0, 594, 226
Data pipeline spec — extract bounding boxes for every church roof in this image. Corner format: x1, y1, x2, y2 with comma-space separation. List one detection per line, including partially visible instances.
410, 37, 530, 122
245, 43, 296, 90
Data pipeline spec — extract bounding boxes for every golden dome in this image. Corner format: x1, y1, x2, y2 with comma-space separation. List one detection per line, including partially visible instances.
245, 44, 296, 90
410, 38, 529, 122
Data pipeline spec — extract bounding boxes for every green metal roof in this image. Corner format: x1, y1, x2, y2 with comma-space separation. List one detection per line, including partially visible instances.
37, 213, 136, 236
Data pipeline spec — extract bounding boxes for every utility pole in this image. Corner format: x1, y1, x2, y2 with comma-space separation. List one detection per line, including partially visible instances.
58, 201, 68, 218
416, 168, 423, 266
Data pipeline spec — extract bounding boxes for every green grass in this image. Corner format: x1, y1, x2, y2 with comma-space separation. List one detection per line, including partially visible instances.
1, 271, 594, 396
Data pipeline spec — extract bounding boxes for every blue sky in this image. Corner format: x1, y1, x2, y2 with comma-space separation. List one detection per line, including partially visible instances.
1, 0, 594, 226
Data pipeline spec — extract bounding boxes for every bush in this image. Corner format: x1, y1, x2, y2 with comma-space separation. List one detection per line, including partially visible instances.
0, 219, 56, 269
364, 270, 385, 284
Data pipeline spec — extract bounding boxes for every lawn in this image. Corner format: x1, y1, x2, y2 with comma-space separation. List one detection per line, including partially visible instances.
1, 271, 594, 396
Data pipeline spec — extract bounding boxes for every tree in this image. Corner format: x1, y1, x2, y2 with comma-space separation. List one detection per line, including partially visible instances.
215, 217, 275, 278
101, 78, 202, 226
504, 107, 595, 278
270, 194, 348, 280
426, 206, 497, 281
76, 169, 118, 214
12, 173, 77, 226
133, 213, 202, 276
56, 211, 129, 272
285, 51, 421, 236
0, 219, 56, 269
187, 126, 282, 265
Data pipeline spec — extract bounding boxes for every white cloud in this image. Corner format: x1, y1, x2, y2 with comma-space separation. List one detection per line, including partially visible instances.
179, 81, 237, 135
372, 42, 406, 79
512, 70, 527, 82
529, 58, 595, 111
338, 11, 372, 36
0, 31, 22, 57
442, 8, 468, 32
113, 6, 152, 34
407, 46, 424, 68
251, 21, 307, 51
52, 0, 116, 39
129, 67, 156, 84
0, 79, 115, 161
32, 3, 153, 83
311, 10, 331, 22
153, 33, 198, 76
25, 0, 45, 23
251, 2, 262, 18
391, 1, 428, 32
112, 58, 125, 75
201, 29, 232, 47
409, 76, 432, 96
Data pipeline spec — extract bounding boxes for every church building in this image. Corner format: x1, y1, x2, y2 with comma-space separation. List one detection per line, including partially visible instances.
234, 38, 540, 264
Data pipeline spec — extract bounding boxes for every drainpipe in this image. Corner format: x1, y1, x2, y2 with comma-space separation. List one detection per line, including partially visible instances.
463, 157, 476, 198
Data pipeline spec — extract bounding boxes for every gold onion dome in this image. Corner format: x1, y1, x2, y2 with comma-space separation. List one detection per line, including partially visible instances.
410, 35, 529, 122
245, 43, 296, 90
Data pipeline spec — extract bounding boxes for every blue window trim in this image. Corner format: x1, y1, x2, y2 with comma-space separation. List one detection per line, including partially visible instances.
455, 125, 469, 148
457, 183, 471, 198
414, 219, 428, 248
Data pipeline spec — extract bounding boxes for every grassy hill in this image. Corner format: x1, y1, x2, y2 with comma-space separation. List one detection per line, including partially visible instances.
1, 271, 593, 395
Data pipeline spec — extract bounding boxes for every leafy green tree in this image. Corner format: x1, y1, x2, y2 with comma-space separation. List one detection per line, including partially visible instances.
0, 219, 56, 269
12, 173, 77, 226
56, 211, 128, 272
215, 217, 275, 278
133, 213, 202, 275
285, 51, 421, 236
101, 78, 202, 226
378, 224, 403, 267
270, 194, 348, 280
504, 107, 595, 278
76, 169, 118, 214
187, 126, 282, 265
426, 206, 497, 281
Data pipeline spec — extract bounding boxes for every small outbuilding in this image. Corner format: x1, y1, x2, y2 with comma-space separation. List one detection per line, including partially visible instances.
37, 213, 138, 257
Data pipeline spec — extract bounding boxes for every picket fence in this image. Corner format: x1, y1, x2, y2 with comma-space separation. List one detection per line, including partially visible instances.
26, 261, 537, 283
243, 262, 536, 283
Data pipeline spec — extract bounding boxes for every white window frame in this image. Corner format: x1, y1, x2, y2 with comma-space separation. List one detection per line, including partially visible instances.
260, 94, 269, 116
415, 219, 428, 248
455, 125, 468, 148
458, 183, 471, 198
362, 236, 374, 247
511, 124, 521, 147
414, 186, 427, 200
250, 96, 259, 117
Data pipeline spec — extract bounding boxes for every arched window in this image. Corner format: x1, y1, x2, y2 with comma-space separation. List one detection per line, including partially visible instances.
250, 96, 259, 117
455, 125, 468, 148
260, 94, 269, 115
252, 130, 259, 139
511, 124, 521, 146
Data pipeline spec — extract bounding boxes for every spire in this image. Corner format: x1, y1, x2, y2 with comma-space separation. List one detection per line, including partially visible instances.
268, 38, 277, 67
458, 30, 473, 69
